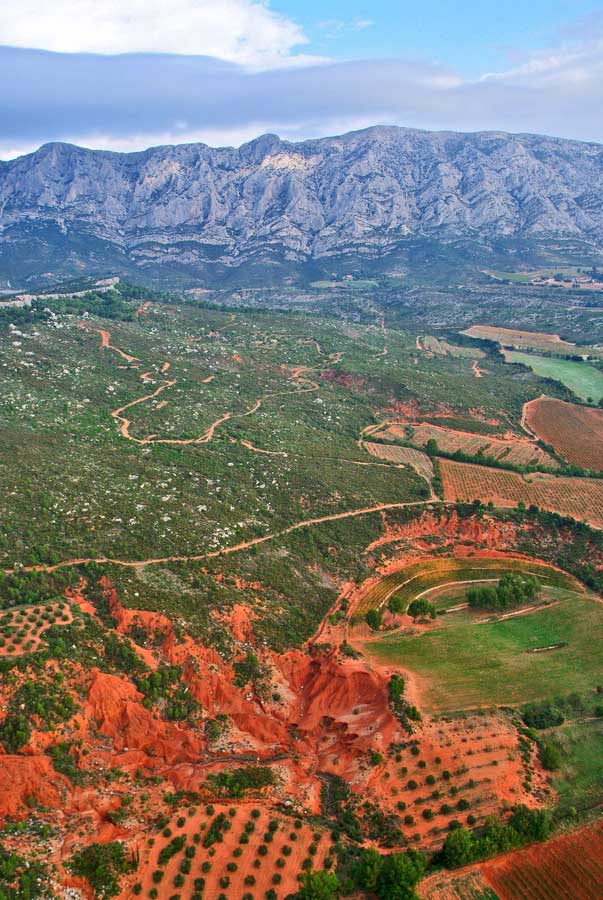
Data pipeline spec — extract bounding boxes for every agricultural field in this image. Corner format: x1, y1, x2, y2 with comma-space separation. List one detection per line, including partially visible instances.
377, 421, 558, 469
363, 441, 435, 482
368, 590, 603, 712
483, 820, 603, 900
440, 459, 603, 528
550, 719, 603, 817
525, 397, 603, 470
504, 350, 603, 402
0, 601, 72, 655
133, 804, 332, 900
462, 325, 597, 357
419, 336, 485, 359
353, 556, 577, 617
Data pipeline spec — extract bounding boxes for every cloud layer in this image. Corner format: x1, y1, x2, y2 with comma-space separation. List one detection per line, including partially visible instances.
1, 34, 602, 159
0, 0, 321, 68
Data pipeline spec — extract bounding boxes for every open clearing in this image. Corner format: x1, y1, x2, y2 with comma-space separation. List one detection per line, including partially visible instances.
504, 350, 603, 401
525, 397, 603, 470
483, 820, 603, 900
353, 556, 577, 617
368, 591, 603, 712
440, 459, 603, 528
551, 719, 603, 817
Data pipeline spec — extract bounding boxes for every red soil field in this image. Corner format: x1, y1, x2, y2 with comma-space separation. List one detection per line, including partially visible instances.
440, 459, 603, 528
525, 397, 603, 471
483, 820, 603, 900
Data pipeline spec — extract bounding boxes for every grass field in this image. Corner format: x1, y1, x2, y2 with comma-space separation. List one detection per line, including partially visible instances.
551, 720, 603, 817
354, 556, 577, 616
369, 592, 603, 712
505, 351, 603, 401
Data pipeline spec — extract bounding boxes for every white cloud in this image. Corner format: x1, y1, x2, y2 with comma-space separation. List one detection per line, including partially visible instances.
0, 0, 324, 69
317, 17, 374, 38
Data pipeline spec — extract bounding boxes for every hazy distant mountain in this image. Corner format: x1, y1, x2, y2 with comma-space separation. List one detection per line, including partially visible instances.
1, 126, 602, 286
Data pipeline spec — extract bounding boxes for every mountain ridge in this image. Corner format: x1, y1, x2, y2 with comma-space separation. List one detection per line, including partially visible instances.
1, 124, 602, 286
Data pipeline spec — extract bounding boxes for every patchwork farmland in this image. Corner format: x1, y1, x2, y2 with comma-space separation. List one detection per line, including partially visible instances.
461, 325, 597, 357
440, 459, 603, 528
525, 397, 603, 471
377, 422, 558, 469
363, 441, 435, 481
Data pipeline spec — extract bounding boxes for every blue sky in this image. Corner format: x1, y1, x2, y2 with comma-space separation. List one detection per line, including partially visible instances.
1, 1, 603, 157
281, 0, 600, 74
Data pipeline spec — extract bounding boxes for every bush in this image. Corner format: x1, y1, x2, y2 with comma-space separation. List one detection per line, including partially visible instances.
68, 841, 136, 899
299, 869, 339, 899
365, 609, 382, 631
407, 598, 436, 619
468, 573, 539, 612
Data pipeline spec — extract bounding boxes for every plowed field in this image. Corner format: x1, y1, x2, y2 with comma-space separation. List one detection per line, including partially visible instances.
483, 820, 603, 900
363, 441, 435, 481
440, 459, 603, 528
525, 397, 603, 471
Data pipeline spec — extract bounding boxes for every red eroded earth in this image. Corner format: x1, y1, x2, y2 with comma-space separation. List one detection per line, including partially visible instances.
0, 536, 547, 898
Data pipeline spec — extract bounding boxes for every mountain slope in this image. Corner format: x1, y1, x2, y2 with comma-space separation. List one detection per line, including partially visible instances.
1, 125, 602, 285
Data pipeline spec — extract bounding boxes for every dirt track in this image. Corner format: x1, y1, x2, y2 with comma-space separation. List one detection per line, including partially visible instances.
4, 324, 446, 575
84, 324, 320, 446
8, 499, 444, 576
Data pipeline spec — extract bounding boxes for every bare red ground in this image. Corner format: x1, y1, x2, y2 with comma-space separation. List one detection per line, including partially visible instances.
0, 549, 550, 898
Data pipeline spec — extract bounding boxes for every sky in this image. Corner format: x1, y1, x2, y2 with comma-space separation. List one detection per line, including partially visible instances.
1, 0, 603, 158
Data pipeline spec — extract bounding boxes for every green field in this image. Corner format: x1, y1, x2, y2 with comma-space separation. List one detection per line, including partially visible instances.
552, 719, 603, 817
369, 592, 603, 712
505, 350, 603, 401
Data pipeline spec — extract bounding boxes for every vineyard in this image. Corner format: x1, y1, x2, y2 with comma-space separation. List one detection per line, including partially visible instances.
363, 441, 435, 481
461, 325, 588, 356
440, 460, 603, 528
353, 556, 577, 616
483, 820, 603, 900
379, 422, 558, 469
525, 397, 603, 471
421, 335, 485, 359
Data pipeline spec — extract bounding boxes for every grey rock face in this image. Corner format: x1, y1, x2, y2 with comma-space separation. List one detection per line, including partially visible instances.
1, 125, 602, 273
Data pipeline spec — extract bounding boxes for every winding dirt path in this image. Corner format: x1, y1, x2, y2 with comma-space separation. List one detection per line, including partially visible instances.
84, 324, 320, 447
88, 326, 139, 363
16, 323, 444, 576
7, 499, 445, 576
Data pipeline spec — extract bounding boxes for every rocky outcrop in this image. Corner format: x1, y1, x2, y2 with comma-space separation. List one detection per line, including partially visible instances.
1, 125, 602, 282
